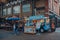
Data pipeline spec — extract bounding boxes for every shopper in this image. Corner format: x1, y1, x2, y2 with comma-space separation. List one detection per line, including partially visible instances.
13, 20, 19, 35
36, 20, 41, 35
22, 21, 25, 32
11, 15, 19, 34
40, 22, 45, 32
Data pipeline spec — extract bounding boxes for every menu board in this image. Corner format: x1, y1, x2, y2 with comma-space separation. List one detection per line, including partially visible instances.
7, 8, 11, 14
13, 6, 20, 14
3, 9, 6, 15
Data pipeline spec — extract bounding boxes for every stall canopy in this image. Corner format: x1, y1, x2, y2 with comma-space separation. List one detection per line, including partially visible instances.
29, 15, 44, 20
6, 17, 21, 21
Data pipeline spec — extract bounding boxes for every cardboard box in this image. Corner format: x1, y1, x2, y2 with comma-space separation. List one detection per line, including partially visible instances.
24, 26, 36, 34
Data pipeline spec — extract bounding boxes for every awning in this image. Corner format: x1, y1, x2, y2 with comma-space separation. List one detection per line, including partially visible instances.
29, 15, 44, 20
6, 17, 21, 21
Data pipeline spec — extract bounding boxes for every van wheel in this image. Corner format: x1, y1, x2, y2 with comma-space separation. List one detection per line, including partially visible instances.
51, 29, 56, 32
48, 28, 52, 32
40, 28, 44, 33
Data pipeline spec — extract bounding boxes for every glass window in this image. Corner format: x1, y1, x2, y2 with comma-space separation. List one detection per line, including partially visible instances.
13, 6, 20, 14
3, 9, 6, 16
7, 8, 11, 14
22, 4, 30, 12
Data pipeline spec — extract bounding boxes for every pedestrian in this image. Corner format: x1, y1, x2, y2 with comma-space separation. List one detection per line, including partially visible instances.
13, 20, 19, 35
19, 21, 24, 32
40, 22, 45, 32
36, 20, 41, 35
22, 21, 25, 32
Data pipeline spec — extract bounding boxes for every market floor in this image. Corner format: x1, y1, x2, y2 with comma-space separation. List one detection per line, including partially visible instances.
0, 28, 60, 40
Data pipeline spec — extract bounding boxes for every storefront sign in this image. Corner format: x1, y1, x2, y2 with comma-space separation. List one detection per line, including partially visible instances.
3, 9, 6, 16
22, 4, 30, 12
13, 6, 20, 14
7, 8, 11, 14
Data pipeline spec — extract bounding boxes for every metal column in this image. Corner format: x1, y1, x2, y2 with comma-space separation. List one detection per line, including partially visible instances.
1, 3, 3, 16
31, 0, 35, 16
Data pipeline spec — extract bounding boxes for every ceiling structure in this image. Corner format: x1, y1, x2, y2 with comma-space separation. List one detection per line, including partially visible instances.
0, 0, 17, 6
0, 0, 40, 3
0, 0, 40, 6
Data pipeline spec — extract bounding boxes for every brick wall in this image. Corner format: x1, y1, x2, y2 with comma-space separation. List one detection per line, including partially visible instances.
2, 0, 59, 17
48, 0, 59, 16
36, 0, 45, 8
22, 0, 46, 16
53, 0, 59, 16
35, 0, 45, 15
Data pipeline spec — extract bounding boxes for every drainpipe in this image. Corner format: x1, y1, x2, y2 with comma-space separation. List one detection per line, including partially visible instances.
20, 0, 22, 18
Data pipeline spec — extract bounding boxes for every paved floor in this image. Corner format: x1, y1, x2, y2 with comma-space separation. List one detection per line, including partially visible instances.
0, 28, 60, 40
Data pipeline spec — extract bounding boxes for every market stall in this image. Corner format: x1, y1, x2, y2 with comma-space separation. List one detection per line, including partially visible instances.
24, 15, 45, 34
6, 16, 21, 31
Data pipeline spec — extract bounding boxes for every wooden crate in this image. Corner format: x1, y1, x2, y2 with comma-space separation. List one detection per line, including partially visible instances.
24, 26, 36, 34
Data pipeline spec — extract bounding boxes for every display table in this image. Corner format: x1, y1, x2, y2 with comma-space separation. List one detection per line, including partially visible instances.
24, 26, 36, 34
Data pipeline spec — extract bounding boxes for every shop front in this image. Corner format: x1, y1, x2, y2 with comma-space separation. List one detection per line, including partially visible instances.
56, 16, 60, 27
24, 15, 44, 34
49, 11, 57, 32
